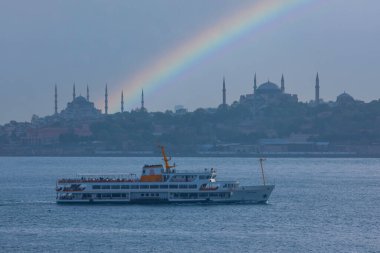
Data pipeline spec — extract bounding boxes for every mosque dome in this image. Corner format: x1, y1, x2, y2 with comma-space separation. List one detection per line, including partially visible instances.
73, 96, 88, 103
336, 92, 355, 105
256, 81, 281, 94
61, 95, 101, 120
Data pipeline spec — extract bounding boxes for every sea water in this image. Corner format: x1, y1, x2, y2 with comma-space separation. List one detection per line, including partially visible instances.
0, 157, 379, 252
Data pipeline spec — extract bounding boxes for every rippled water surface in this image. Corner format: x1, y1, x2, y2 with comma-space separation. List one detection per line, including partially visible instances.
0, 157, 379, 252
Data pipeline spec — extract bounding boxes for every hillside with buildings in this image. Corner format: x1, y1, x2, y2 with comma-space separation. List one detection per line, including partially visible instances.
1, 73, 380, 157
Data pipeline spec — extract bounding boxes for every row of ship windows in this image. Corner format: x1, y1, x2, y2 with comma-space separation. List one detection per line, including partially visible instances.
95, 193, 128, 199
59, 192, 230, 200
170, 192, 230, 199
82, 192, 228, 199
57, 193, 129, 200
92, 184, 198, 190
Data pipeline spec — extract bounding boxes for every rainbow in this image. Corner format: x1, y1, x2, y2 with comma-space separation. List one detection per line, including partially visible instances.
107, 0, 313, 111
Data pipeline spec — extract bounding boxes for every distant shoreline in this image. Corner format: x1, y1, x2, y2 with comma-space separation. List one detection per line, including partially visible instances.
1, 153, 379, 158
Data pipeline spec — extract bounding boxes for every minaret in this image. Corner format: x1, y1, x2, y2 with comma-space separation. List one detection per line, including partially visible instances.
253, 73, 257, 94
121, 90, 124, 113
141, 89, 145, 110
222, 76, 226, 106
315, 73, 320, 104
86, 85, 90, 101
281, 74, 285, 93
105, 84, 108, 115
54, 84, 58, 115
72, 83, 76, 101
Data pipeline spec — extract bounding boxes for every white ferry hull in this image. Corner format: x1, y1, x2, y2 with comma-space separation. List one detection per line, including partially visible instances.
56, 185, 274, 204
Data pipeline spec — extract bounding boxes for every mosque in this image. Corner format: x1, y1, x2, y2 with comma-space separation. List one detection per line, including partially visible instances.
221, 73, 323, 107
53, 84, 146, 121
55, 84, 102, 121
239, 73, 298, 106
335, 92, 360, 106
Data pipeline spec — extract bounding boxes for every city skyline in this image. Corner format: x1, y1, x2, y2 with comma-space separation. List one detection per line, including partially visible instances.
1, 0, 379, 123
40, 72, 347, 119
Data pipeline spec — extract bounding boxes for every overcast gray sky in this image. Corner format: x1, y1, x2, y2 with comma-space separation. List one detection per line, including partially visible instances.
0, 0, 379, 124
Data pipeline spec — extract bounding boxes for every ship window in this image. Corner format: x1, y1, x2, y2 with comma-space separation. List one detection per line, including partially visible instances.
150, 193, 155, 197
112, 193, 121, 198
96, 194, 101, 199
179, 184, 188, 189
121, 185, 129, 189
102, 193, 111, 198
121, 194, 127, 198
92, 185, 101, 189
210, 193, 218, 197
141, 193, 145, 197
199, 175, 207, 179
169, 185, 178, 189
82, 194, 91, 199
111, 185, 120, 189
179, 193, 188, 199
131, 185, 139, 189
140, 185, 149, 189
150, 185, 159, 189
189, 193, 198, 199
199, 193, 208, 198
189, 185, 197, 189
101, 185, 110, 189
159, 185, 168, 189
155, 193, 159, 197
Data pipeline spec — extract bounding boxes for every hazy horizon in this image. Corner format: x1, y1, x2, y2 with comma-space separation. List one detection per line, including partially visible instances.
1, 0, 379, 124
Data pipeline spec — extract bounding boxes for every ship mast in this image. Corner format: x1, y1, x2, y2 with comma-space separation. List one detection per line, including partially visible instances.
160, 146, 175, 172
259, 158, 266, 186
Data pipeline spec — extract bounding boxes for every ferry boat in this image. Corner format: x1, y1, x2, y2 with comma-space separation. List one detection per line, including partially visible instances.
56, 147, 275, 204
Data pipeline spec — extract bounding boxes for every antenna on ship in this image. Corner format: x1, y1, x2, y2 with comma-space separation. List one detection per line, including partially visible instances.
259, 157, 267, 186
159, 145, 176, 173
257, 148, 266, 186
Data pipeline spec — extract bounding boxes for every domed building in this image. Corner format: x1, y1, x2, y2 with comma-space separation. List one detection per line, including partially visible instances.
255, 81, 282, 95
239, 74, 298, 106
336, 92, 355, 106
55, 84, 102, 121
60, 95, 102, 120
